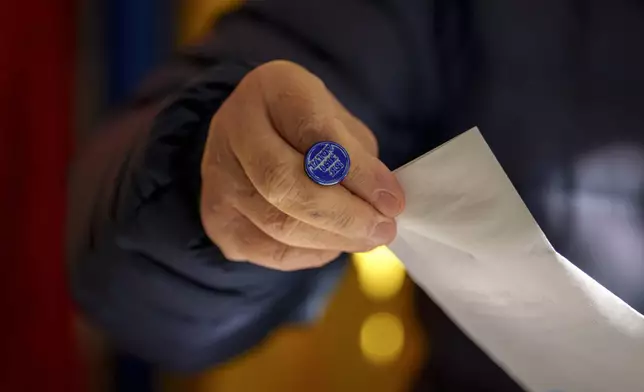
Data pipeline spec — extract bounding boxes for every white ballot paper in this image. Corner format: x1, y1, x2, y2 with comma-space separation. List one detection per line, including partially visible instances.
389, 128, 644, 392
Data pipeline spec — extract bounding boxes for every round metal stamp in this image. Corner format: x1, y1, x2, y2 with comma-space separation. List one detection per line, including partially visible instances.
304, 141, 351, 186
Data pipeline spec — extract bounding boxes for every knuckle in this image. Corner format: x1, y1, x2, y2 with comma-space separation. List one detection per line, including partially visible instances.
233, 183, 259, 201
213, 215, 252, 262
205, 197, 226, 217
251, 61, 317, 96
244, 63, 271, 87
260, 161, 297, 206
221, 229, 248, 261
200, 199, 227, 237
273, 84, 308, 107
305, 226, 324, 244
270, 243, 290, 267
219, 242, 245, 262
255, 60, 299, 75
258, 60, 320, 84
263, 209, 300, 239
295, 114, 327, 137
293, 115, 336, 149
328, 204, 376, 238
260, 166, 316, 213
332, 208, 357, 231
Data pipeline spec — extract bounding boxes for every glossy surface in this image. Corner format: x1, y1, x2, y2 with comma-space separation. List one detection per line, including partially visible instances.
304, 141, 351, 186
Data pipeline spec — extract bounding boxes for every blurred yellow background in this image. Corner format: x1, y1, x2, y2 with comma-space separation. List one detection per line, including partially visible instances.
178, 0, 242, 45
160, 249, 426, 392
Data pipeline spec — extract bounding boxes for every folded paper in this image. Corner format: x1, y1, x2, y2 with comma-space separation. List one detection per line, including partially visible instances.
390, 128, 644, 392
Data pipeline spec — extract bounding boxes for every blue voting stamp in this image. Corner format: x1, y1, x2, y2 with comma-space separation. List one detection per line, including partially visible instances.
304, 141, 351, 186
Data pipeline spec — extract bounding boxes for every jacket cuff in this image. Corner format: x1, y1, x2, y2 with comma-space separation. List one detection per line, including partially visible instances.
71, 61, 347, 370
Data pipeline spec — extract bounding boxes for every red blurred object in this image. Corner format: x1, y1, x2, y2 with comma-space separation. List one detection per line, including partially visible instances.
0, 1, 80, 391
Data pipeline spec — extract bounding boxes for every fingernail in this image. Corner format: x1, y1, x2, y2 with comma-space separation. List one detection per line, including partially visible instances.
371, 221, 396, 245
376, 190, 402, 217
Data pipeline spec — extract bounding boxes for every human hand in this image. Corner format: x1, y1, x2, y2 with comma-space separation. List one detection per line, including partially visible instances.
200, 60, 405, 270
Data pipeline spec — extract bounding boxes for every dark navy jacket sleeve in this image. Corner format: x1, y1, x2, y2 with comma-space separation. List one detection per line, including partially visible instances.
68, 0, 433, 371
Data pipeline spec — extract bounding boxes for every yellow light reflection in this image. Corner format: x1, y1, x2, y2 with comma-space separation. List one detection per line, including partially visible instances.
359, 312, 405, 365
353, 246, 406, 300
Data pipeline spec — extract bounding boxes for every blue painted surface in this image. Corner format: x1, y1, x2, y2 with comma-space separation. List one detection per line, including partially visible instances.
305, 141, 351, 186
